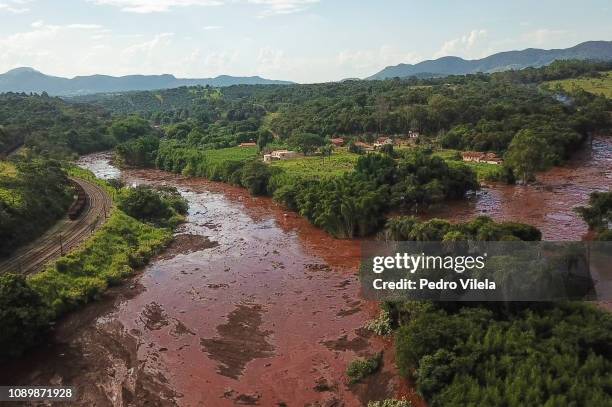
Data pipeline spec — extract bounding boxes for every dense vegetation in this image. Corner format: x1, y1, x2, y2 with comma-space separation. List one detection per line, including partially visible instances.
0, 158, 73, 256
379, 217, 610, 407
152, 144, 477, 237
575, 190, 612, 240
0, 93, 112, 158
0, 175, 185, 361
385, 215, 541, 242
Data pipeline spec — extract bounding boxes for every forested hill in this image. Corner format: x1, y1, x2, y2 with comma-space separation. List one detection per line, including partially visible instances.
0, 67, 293, 96
369, 40, 612, 79
0, 93, 112, 157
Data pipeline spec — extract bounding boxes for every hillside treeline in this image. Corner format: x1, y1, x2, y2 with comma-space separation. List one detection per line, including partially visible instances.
76, 61, 611, 179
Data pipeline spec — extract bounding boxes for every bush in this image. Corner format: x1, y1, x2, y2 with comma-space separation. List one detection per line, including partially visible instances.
365, 309, 393, 336
241, 160, 271, 195
575, 191, 612, 233
117, 185, 186, 227
0, 274, 52, 361
346, 352, 382, 384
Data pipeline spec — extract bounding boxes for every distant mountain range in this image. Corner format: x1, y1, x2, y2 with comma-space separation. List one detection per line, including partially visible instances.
0, 67, 293, 96
368, 40, 612, 80
2, 40, 612, 95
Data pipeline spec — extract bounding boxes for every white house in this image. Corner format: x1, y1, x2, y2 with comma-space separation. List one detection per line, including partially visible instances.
263, 150, 299, 162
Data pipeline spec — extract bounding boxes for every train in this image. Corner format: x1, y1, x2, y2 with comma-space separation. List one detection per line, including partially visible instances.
67, 180, 87, 220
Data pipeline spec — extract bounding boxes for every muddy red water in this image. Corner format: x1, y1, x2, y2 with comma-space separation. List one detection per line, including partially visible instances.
425, 135, 612, 240
3, 154, 421, 407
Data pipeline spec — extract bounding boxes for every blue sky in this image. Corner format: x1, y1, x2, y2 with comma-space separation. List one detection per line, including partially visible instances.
0, 0, 611, 82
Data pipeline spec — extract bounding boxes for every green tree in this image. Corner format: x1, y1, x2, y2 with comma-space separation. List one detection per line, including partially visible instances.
505, 129, 555, 183
256, 129, 273, 151
0, 274, 51, 360
110, 116, 153, 143
287, 132, 324, 155
117, 185, 186, 226
241, 160, 271, 195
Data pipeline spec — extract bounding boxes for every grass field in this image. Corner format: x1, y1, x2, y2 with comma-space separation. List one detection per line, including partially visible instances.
545, 71, 612, 98
204, 146, 259, 163
270, 150, 359, 179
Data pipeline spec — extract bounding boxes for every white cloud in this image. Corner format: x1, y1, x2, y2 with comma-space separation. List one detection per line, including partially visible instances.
0, 0, 31, 13
522, 28, 568, 47
121, 32, 175, 60
203, 25, 222, 30
90, 0, 319, 16
0, 21, 111, 75
435, 29, 488, 59
247, 0, 319, 17
257, 46, 285, 71
337, 45, 421, 76
89, 0, 223, 13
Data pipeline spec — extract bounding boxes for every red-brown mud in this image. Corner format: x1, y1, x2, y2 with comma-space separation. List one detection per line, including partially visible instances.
423, 135, 611, 240
4, 154, 415, 406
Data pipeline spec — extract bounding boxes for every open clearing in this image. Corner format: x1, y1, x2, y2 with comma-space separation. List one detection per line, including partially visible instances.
545, 71, 612, 98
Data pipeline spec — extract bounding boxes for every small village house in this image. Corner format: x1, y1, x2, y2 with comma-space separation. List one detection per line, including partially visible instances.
330, 137, 345, 147
354, 141, 374, 152
373, 136, 393, 149
263, 150, 299, 163
461, 151, 503, 165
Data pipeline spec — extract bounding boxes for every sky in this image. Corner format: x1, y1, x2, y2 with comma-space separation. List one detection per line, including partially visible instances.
0, 0, 611, 83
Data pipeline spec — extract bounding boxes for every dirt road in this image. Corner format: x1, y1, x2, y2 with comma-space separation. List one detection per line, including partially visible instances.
0, 177, 112, 275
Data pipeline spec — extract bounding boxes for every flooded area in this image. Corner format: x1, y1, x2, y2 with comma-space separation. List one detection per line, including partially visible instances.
3, 136, 609, 406
3, 153, 418, 406
426, 135, 612, 240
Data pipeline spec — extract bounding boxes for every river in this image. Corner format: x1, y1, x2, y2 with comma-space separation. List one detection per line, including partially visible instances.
3, 136, 610, 406
3, 153, 419, 406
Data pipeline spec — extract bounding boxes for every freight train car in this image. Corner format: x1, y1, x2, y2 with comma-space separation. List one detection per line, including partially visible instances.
67, 180, 87, 220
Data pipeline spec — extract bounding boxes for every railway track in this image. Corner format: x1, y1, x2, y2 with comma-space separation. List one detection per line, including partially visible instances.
0, 177, 112, 276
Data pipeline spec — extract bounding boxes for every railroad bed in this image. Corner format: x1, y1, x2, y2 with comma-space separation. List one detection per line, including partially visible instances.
0, 177, 112, 275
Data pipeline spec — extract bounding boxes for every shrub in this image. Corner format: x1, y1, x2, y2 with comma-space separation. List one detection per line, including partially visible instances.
117, 185, 187, 227
346, 352, 382, 384
365, 310, 393, 336
241, 160, 271, 195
